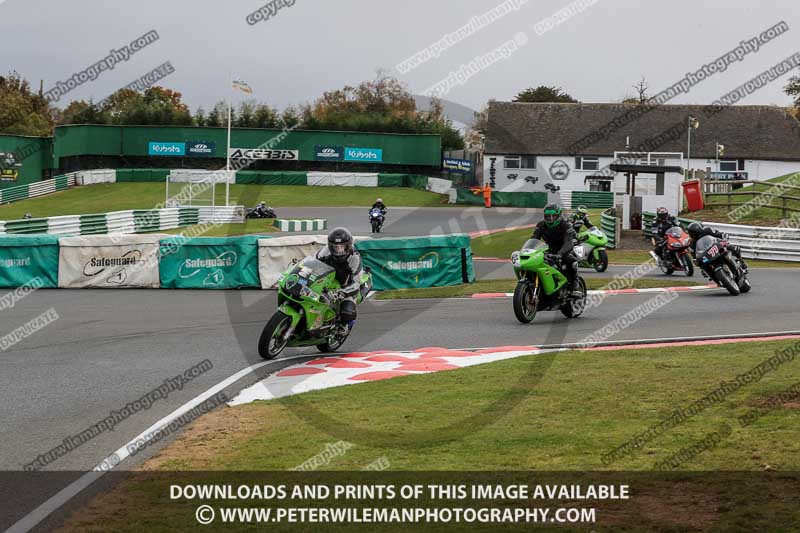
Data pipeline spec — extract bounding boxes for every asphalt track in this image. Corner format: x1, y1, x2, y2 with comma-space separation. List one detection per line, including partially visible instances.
2, 206, 798, 530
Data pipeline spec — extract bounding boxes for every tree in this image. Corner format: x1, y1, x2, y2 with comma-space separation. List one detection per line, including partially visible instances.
625, 77, 650, 104
513, 85, 578, 103
786, 75, 800, 108
0, 72, 55, 135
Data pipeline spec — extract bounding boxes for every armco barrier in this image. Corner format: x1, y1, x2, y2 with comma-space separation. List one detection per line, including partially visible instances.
159, 235, 265, 289
0, 174, 76, 205
600, 209, 618, 249
58, 234, 165, 288
274, 219, 327, 232
0, 235, 60, 288
643, 212, 800, 262
0, 207, 242, 236
355, 234, 475, 291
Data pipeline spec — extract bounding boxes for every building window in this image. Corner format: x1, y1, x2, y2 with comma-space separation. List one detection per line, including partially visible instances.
575, 156, 600, 171
504, 155, 537, 169
719, 160, 738, 172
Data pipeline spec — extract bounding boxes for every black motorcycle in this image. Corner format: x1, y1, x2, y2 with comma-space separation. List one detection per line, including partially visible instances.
245, 204, 277, 219
695, 235, 751, 296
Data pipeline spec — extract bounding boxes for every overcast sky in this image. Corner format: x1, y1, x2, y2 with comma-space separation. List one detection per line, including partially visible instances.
2, 0, 799, 117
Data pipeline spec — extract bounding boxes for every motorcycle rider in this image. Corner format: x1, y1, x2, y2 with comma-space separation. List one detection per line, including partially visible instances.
255, 202, 270, 217
652, 207, 679, 260
570, 206, 595, 232
371, 198, 387, 215
686, 222, 748, 270
531, 203, 582, 297
315, 227, 366, 329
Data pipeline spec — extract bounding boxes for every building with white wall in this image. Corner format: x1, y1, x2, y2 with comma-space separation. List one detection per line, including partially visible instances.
483, 102, 800, 216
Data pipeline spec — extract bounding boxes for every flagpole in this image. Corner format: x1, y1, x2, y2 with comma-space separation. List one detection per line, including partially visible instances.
225, 72, 233, 207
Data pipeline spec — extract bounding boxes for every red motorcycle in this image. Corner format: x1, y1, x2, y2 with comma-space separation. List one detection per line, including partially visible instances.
650, 226, 694, 277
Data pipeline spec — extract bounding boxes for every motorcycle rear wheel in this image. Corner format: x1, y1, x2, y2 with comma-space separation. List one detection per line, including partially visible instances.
318, 327, 351, 353
258, 311, 292, 360
513, 282, 538, 323
562, 277, 587, 318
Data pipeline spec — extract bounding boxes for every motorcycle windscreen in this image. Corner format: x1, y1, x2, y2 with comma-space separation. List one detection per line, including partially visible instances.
370, 209, 383, 217
695, 235, 722, 262
293, 257, 335, 280
521, 239, 549, 253
666, 227, 684, 238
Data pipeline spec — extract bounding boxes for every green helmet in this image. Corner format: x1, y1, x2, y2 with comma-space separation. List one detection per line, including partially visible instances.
576, 206, 588, 217
543, 203, 562, 228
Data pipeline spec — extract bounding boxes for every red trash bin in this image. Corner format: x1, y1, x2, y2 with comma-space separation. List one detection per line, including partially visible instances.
682, 180, 704, 211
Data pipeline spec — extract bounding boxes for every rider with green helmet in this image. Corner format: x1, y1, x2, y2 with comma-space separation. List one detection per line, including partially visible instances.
570, 206, 595, 232
531, 203, 582, 297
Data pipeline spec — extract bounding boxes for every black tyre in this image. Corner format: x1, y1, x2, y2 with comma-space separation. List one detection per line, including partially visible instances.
739, 274, 752, 293
593, 249, 609, 273
716, 268, 740, 296
562, 277, 587, 318
318, 328, 351, 353
371, 220, 379, 233
258, 311, 293, 360
681, 254, 694, 277
513, 282, 538, 324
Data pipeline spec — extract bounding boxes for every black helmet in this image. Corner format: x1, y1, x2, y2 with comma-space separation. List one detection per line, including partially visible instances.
543, 203, 562, 228
327, 227, 354, 262
686, 222, 704, 239
656, 207, 669, 220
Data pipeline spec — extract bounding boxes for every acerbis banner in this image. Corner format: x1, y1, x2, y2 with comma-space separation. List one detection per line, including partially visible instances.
228, 148, 299, 161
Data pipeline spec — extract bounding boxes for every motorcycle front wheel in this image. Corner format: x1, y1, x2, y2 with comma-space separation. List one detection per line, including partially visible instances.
593, 249, 609, 273
716, 268, 740, 296
258, 311, 293, 360
513, 281, 538, 323
680, 254, 694, 277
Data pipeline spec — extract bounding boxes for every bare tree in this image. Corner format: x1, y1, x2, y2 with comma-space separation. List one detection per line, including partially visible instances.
633, 77, 649, 104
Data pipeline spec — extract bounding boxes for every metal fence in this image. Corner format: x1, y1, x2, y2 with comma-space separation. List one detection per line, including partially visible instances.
643, 211, 800, 262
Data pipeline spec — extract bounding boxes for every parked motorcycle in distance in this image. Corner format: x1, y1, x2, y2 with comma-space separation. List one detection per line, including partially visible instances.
258, 256, 372, 359
695, 235, 751, 296
245, 203, 277, 219
511, 239, 587, 324
369, 207, 385, 233
573, 227, 610, 272
650, 226, 694, 277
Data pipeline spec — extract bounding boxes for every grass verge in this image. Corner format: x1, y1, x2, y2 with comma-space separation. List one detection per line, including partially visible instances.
0, 183, 447, 220
375, 277, 705, 300
58, 339, 800, 530
157, 220, 279, 237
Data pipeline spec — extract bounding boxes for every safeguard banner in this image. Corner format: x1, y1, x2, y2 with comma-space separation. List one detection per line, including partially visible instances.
0, 235, 60, 288
58, 235, 164, 289
257, 235, 328, 289
159, 236, 264, 289
356, 234, 475, 291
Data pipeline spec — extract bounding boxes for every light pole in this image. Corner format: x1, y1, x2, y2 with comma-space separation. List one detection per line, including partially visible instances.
686, 115, 700, 179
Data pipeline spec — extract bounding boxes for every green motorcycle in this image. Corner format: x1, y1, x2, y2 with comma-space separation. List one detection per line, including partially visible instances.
511, 239, 588, 324
573, 226, 610, 272
258, 256, 372, 359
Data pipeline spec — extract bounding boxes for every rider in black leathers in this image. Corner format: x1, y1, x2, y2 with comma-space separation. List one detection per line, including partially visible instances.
570, 205, 595, 232
686, 222, 748, 270
531, 203, 582, 297
652, 207, 679, 260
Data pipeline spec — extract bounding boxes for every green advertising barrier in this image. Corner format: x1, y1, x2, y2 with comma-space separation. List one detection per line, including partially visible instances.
235, 171, 308, 185
356, 234, 475, 291
455, 189, 548, 208
0, 235, 60, 288
159, 235, 268, 289
377, 174, 405, 188
116, 168, 170, 182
